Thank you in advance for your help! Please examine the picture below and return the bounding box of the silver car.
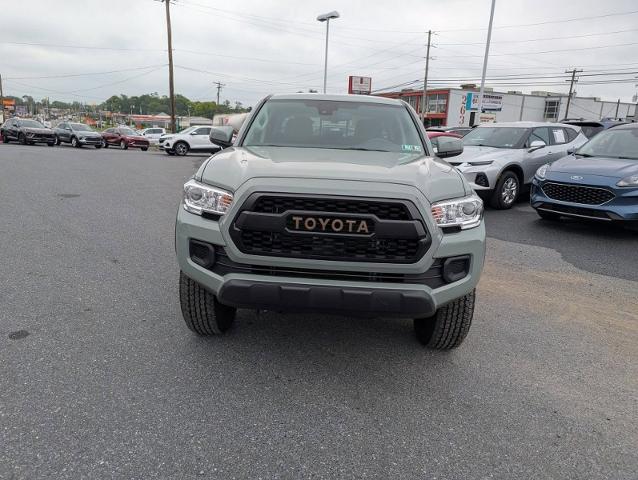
[449,122,588,209]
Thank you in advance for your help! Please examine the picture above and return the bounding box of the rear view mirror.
[435,137,464,159]
[209,126,234,149]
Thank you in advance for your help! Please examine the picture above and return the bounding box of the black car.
[562,118,628,139]
[1,118,56,146]
[54,122,103,148]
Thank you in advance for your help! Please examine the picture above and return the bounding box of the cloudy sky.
[2,0,638,107]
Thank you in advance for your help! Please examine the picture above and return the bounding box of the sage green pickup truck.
[175,94,485,349]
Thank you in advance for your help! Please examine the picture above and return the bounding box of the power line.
[4,64,168,80]
[437,28,638,46]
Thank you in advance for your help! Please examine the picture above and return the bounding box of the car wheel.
[47,141,55,147]
[414,290,475,350]
[55,136,61,145]
[166,150,176,156]
[18,133,27,145]
[120,140,128,150]
[490,171,519,210]
[141,147,148,151]
[71,136,80,148]
[536,209,560,221]
[1,132,9,143]
[102,139,108,148]
[174,141,189,156]
[179,272,236,335]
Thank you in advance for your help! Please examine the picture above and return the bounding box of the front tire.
[141,147,148,151]
[19,133,27,145]
[71,136,80,148]
[414,290,475,350]
[179,272,236,335]
[47,141,55,147]
[490,171,520,210]
[174,141,189,156]
[120,140,128,150]
[1,132,9,143]
[55,136,61,145]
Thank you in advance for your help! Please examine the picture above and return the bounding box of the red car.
[427,131,462,155]
[101,126,150,151]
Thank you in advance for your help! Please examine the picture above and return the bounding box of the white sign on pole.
[466,92,502,112]
[348,76,372,95]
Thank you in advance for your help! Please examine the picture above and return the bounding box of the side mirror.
[435,137,464,159]
[528,140,546,152]
[567,147,576,155]
[209,126,234,149]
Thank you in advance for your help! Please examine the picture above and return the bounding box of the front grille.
[541,182,614,205]
[231,194,429,263]
[252,196,411,220]
[212,247,445,287]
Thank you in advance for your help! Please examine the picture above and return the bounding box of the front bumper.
[531,177,638,221]
[26,133,55,143]
[175,179,486,317]
[453,162,500,191]
[79,136,102,145]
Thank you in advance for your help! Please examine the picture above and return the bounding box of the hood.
[199,146,467,203]
[549,155,638,179]
[447,145,519,165]
[24,127,53,134]
[77,131,101,137]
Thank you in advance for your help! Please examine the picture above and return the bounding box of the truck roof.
[269,93,402,106]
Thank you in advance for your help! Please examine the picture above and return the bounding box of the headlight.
[431,194,483,230]
[536,163,550,179]
[469,160,493,166]
[617,175,638,187]
[183,179,233,216]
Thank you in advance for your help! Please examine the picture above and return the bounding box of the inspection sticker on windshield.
[402,144,422,152]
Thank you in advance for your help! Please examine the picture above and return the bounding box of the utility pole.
[477,0,496,125]
[564,68,582,119]
[421,30,432,126]
[161,0,177,133]
[615,98,620,118]
[213,81,225,106]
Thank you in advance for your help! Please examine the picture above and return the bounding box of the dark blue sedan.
[530,123,638,229]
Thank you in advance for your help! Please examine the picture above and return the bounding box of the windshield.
[20,119,45,128]
[243,99,424,154]
[178,127,196,134]
[70,123,93,132]
[119,128,136,135]
[463,127,528,148]
[576,128,638,160]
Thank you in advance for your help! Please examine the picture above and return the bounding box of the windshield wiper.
[346,147,391,152]
[576,153,595,157]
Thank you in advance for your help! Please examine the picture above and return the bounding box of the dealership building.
[377,85,637,127]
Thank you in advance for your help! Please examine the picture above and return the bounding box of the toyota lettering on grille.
[289,215,371,234]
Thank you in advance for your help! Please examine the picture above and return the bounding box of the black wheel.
[47,141,55,147]
[179,272,236,335]
[414,290,475,350]
[55,136,61,145]
[141,147,148,151]
[489,171,520,210]
[71,136,81,148]
[2,132,10,143]
[120,140,128,150]
[174,141,189,156]
[102,139,108,148]
[95,144,102,149]
[536,209,560,221]
[166,150,176,156]
[19,133,27,145]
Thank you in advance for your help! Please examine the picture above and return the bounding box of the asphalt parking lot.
[1,144,637,479]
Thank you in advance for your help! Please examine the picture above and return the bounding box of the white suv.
[140,127,166,144]
[160,126,222,156]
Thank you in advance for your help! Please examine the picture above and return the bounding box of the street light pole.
[477,0,496,124]
[317,11,340,94]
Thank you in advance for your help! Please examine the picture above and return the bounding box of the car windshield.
[463,127,528,148]
[576,128,638,160]
[20,119,45,128]
[119,128,136,135]
[179,127,197,134]
[243,99,424,154]
[70,123,93,132]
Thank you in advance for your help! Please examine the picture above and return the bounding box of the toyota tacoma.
[175,94,485,349]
